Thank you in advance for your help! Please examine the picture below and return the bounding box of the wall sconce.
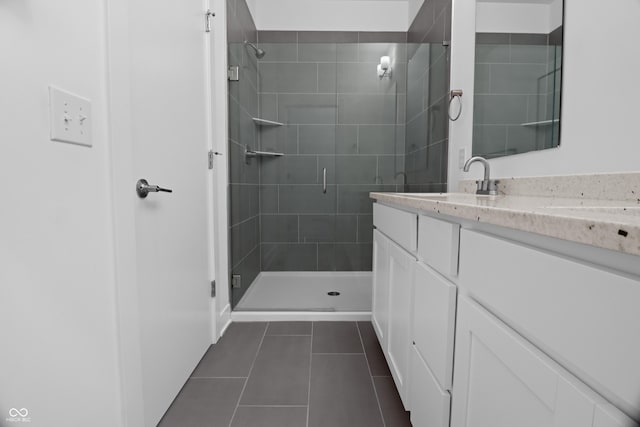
[377,56,392,79]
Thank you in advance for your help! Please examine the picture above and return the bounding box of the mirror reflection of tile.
[473,1,564,159]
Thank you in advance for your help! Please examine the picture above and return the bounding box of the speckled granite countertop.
[370,173,640,257]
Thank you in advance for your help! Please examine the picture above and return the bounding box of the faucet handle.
[475,179,500,195]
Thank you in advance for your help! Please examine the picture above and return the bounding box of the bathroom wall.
[247,0,409,32]
[450,0,640,185]
[0,0,123,424]
[227,0,261,306]
[404,0,452,192]
[255,31,407,273]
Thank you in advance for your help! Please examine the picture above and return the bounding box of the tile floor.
[158,321,411,427]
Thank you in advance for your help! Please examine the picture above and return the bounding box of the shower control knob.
[136,179,173,198]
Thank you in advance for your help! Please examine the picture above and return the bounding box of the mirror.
[472,0,563,159]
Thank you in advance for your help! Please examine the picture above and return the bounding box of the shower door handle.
[322,168,327,193]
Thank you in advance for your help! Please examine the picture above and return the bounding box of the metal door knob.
[136,179,173,198]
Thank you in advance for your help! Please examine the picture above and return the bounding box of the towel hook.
[448,89,463,121]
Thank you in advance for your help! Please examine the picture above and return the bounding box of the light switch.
[49,85,92,147]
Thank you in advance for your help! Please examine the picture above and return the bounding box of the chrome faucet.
[463,156,499,195]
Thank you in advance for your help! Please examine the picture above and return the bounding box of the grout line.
[356,322,387,427]
[306,322,314,427]
[228,323,269,427]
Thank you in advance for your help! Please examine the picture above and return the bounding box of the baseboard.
[230,311,372,322]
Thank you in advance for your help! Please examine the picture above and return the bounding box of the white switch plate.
[49,86,92,147]
[458,147,466,169]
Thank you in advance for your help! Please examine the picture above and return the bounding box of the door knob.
[136,179,173,198]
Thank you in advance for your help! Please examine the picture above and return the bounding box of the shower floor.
[234,272,372,312]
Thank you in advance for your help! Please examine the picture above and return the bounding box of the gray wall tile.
[298,43,338,62]
[337,185,396,214]
[260,155,318,184]
[359,125,398,154]
[279,185,336,214]
[261,243,318,271]
[338,94,397,124]
[298,31,358,43]
[299,125,336,154]
[299,215,357,243]
[256,43,298,62]
[259,62,318,93]
[261,214,299,243]
[336,155,377,184]
[278,94,337,124]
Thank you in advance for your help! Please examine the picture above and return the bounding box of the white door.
[387,239,415,408]
[451,296,638,427]
[372,230,390,350]
[127,1,212,425]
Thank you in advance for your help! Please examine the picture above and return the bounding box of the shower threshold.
[232,272,372,321]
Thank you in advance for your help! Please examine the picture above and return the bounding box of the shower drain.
[327,291,341,296]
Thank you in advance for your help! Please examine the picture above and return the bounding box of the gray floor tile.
[158,378,244,427]
[373,376,411,427]
[266,321,313,335]
[240,335,312,405]
[309,354,384,427]
[357,322,392,376]
[191,322,267,378]
[312,321,363,353]
[231,406,308,427]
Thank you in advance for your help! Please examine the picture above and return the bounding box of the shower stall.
[226,0,450,313]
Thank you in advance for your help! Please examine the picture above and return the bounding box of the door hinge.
[231,274,242,289]
[227,66,240,81]
[208,150,222,169]
[211,280,216,297]
[205,10,215,33]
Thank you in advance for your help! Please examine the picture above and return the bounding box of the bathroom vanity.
[370,175,640,427]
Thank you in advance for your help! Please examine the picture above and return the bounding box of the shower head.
[244,40,266,59]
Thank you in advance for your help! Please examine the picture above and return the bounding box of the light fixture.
[377,55,392,79]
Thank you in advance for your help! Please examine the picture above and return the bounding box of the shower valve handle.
[136,179,173,198]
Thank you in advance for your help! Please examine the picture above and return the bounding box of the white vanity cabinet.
[451,296,637,427]
[372,204,418,407]
[371,202,639,427]
[372,230,390,352]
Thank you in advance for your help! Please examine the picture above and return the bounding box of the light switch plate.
[49,86,92,147]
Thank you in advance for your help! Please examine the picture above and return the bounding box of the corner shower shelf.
[520,119,560,127]
[252,117,284,126]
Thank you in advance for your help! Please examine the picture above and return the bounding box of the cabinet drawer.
[413,261,457,390]
[373,203,417,252]
[459,229,640,421]
[418,215,460,279]
[410,345,451,427]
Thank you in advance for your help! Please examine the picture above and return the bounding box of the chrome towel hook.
[448,89,463,121]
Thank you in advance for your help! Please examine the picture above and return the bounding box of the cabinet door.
[372,230,390,351]
[413,261,457,391]
[451,296,638,427]
[387,239,415,408]
[410,346,451,427]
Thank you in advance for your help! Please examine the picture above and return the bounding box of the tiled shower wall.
[405,0,452,192]
[256,31,407,273]
[227,0,452,306]
[227,0,260,307]
[473,29,563,158]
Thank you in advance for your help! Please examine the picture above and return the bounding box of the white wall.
[248,0,409,31]
[0,1,124,426]
[476,2,554,34]
[408,0,425,26]
[449,0,640,187]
